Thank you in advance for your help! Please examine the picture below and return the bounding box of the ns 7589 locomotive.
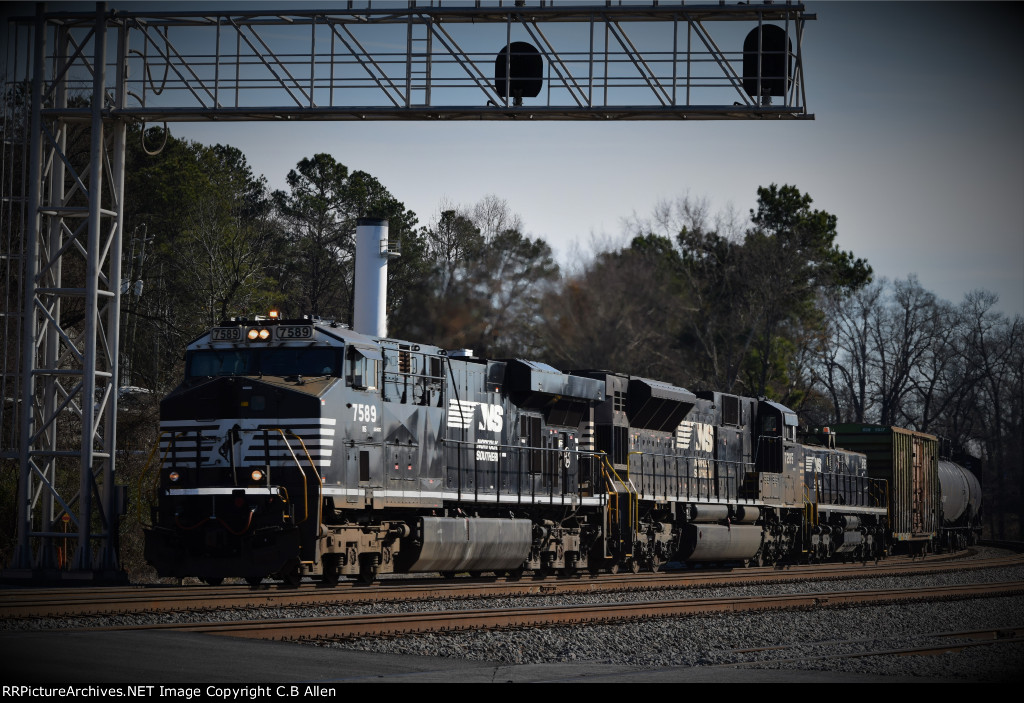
[143,318,891,585]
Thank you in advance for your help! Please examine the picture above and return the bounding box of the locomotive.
[142,220,975,585]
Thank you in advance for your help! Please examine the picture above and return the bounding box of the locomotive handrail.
[602,451,639,544]
[139,430,181,524]
[802,484,817,559]
[441,437,591,507]
[803,484,818,522]
[269,427,323,526]
[624,449,755,503]
[222,426,321,526]
[814,455,820,507]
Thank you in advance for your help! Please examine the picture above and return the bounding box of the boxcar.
[828,424,941,553]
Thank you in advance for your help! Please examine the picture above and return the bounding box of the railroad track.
[32,581,1024,641]
[3,549,1021,619]
[719,626,1024,667]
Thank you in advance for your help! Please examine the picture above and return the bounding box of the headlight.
[168,471,180,482]
[251,469,264,482]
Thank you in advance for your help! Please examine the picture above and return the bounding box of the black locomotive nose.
[162,376,322,423]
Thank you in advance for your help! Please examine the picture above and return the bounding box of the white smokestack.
[353,218,398,338]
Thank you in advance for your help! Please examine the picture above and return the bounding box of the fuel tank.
[677,523,762,561]
[400,516,533,572]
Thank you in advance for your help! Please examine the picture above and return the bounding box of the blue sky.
[9,1,1022,314]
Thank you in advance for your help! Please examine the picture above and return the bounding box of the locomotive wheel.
[203,577,224,586]
[281,566,302,587]
[321,557,340,585]
[359,555,379,584]
[607,563,620,575]
[629,559,640,574]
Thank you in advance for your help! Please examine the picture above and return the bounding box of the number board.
[211,327,241,342]
[275,325,313,340]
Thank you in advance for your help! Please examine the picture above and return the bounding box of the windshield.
[188,348,340,378]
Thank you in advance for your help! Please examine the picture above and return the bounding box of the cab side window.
[348,348,380,390]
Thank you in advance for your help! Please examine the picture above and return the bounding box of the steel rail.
[54,581,1024,640]
[718,626,1024,667]
[3,550,1020,619]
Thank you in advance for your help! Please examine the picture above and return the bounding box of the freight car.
[141,219,898,585]
[937,457,983,549]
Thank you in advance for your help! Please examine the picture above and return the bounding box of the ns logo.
[447,400,503,433]
[478,404,504,433]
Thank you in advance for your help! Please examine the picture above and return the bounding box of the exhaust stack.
[353,218,399,338]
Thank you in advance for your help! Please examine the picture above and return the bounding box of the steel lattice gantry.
[0,1,813,580]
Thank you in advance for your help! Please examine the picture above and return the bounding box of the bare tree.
[868,276,943,426]
[956,291,1022,539]
[813,281,884,422]
[470,194,523,242]
[400,196,558,358]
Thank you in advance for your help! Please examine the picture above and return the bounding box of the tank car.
[937,458,982,549]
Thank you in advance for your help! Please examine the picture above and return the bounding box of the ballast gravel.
[5,548,1023,682]
[316,594,1023,681]
[316,550,1024,682]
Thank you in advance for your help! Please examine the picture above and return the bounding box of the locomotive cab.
[754,399,799,474]
[145,316,349,584]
